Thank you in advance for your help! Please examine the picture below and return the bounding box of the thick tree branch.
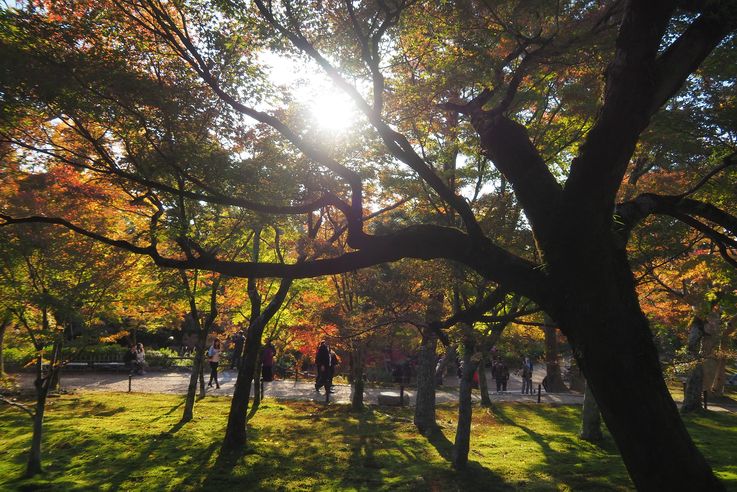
[0,214,548,303]
[469,111,562,244]
[565,1,736,218]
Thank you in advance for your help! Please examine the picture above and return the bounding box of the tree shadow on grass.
[4,398,222,492]
[492,404,630,490]
[327,406,514,491]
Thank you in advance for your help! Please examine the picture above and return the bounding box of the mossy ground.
[0,392,735,491]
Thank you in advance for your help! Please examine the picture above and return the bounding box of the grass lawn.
[0,393,735,491]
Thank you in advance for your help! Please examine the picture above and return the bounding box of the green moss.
[0,394,735,491]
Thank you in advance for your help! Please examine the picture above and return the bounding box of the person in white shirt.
[207,338,222,389]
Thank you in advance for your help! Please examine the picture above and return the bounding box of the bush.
[2,346,37,369]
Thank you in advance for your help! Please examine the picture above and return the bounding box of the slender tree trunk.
[198,360,206,399]
[26,335,59,477]
[222,324,262,450]
[543,322,567,392]
[478,350,492,407]
[682,317,704,414]
[350,344,364,412]
[0,317,8,376]
[552,249,722,490]
[26,386,47,477]
[253,360,262,406]
[580,381,603,442]
[25,354,46,477]
[709,316,736,397]
[182,346,205,422]
[701,310,721,398]
[414,294,441,434]
[222,277,294,451]
[452,340,477,470]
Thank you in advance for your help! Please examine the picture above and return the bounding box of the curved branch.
[0,213,548,304]
[0,396,35,418]
[676,152,737,199]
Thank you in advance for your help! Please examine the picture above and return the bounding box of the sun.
[308,91,357,133]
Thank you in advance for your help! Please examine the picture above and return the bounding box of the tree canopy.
[2,0,737,489]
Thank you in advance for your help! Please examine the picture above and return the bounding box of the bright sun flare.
[309,91,357,133]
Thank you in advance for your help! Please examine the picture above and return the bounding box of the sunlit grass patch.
[1,393,735,490]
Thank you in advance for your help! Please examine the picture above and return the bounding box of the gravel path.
[13,367,584,406]
[12,368,735,412]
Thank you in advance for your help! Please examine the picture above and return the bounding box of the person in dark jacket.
[495,359,509,393]
[230,331,245,369]
[262,340,276,382]
[315,340,331,392]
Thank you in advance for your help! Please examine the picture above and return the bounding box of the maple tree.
[1,1,737,488]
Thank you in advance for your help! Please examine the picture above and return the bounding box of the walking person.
[314,340,330,393]
[134,343,146,375]
[522,357,533,394]
[207,338,222,389]
[327,348,340,393]
[262,340,276,382]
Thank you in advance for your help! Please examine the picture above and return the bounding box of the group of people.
[206,336,277,390]
[314,339,340,394]
[123,343,146,375]
[490,356,534,394]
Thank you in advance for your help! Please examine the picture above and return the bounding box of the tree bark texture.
[350,345,364,412]
[452,342,477,470]
[25,355,47,477]
[549,247,722,490]
[580,381,603,442]
[708,315,736,397]
[222,276,293,450]
[682,317,704,414]
[701,310,722,398]
[198,360,206,399]
[182,345,205,422]
[414,294,442,433]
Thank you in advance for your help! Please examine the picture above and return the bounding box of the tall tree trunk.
[709,315,736,397]
[701,309,722,398]
[452,339,477,470]
[543,322,567,392]
[350,344,364,412]
[222,276,293,451]
[579,381,603,442]
[26,335,59,477]
[552,249,722,490]
[25,353,46,477]
[682,316,704,414]
[478,350,491,406]
[222,323,262,450]
[414,294,442,434]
